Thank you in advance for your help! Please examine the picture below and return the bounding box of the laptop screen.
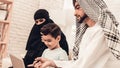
[10,54,25,68]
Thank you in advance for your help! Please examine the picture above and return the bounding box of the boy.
[40,23,68,61]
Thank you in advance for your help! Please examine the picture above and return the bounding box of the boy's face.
[41,34,60,50]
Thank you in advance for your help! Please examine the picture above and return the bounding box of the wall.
[8,0,40,56]
[39,0,65,28]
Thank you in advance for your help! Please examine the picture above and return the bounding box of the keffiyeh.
[75,0,120,60]
[73,22,88,60]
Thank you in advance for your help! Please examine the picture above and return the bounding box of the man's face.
[74,1,86,23]
[41,34,60,50]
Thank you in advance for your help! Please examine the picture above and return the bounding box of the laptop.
[9,54,25,68]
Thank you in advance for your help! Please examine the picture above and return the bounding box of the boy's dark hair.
[73,0,77,6]
[40,23,61,39]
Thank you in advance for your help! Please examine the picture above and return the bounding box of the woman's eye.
[39,19,43,22]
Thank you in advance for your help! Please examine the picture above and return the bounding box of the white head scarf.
[74,0,120,60]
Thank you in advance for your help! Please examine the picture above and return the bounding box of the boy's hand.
[27,59,41,68]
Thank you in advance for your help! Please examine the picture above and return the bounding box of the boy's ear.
[57,35,61,41]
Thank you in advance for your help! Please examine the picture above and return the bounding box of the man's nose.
[74,10,77,17]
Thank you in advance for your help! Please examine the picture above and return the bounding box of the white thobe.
[54,23,120,68]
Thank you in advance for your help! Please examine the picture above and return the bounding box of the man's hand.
[28,57,57,68]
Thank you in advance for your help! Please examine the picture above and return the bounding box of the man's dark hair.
[34,9,50,20]
[73,0,77,6]
[40,23,61,39]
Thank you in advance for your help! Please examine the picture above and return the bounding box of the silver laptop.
[10,54,25,68]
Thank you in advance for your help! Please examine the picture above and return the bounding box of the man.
[30,0,120,68]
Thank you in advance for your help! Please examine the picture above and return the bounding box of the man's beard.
[77,14,88,23]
